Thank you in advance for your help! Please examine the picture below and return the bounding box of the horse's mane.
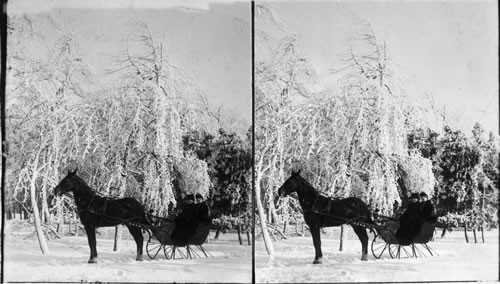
[72,174,96,195]
[72,174,123,199]
[296,175,345,200]
[296,175,320,197]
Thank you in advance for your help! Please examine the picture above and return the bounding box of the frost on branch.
[174,155,211,198]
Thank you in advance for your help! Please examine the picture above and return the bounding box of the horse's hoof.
[88,259,97,264]
[136,257,143,261]
[313,259,322,264]
[361,256,368,261]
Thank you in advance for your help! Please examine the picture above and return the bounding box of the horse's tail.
[359,198,383,236]
[352,198,379,235]
[130,198,153,228]
[363,206,378,235]
[357,211,376,235]
[143,211,153,226]
[366,217,377,235]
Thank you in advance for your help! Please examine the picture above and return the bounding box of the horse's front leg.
[126,225,144,261]
[84,225,98,263]
[310,225,323,264]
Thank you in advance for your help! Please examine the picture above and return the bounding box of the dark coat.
[396,202,424,245]
[178,203,198,221]
[196,202,211,223]
[420,200,437,222]
[171,203,200,246]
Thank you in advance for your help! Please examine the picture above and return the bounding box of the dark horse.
[54,169,150,263]
[278,170,375,264]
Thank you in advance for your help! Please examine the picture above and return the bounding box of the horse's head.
[278,169,303,197]
[54,169,79,196]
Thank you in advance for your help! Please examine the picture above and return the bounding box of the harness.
[305,193,377,230]
[75,194,143,227]
[309,192,337,215]
[62,176,149,230]
[78,194,106,215]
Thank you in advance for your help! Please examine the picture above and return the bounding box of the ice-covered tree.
[5,19,214,253]
[105,22,211,216]
[5,14,101,253]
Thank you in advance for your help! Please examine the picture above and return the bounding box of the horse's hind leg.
[309,225,323,264]
[352,225,369,261]
[84,225,98,263]
[127,225,144,261]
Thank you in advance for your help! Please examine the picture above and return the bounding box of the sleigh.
[145,216,212,260]
[370,216,438,259]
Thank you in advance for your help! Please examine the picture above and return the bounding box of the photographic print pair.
[3,1,498,283]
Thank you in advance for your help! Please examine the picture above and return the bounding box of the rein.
[79,208,140,223]
[299,185,383,231]
[309,193,334,214]
[76,209,174,237]
[301,186,339,221]
[75,190,108,216]
[70,180,134,225]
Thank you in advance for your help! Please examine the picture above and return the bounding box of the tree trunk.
[237,226,243,245]
[65,219,70,235]
[268,194,279,225]
[255,167,274,255]
[246,231,251,246]
[113,225,123,251]
[339,225,345,251]
[58,211,64,234]
[41,184,50,224]
[267,199,272,224]
[55,198,62,230]
[464,224,469,243]
[480,226,485,243]
[472,229,477,243]
[30,170,49,254]
[41,202,46,224]
[214,227,221,240]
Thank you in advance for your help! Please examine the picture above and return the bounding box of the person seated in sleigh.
[395,193,424,245]
[195,193,212,224]
[419,192,437,223]
[171,194,200,246]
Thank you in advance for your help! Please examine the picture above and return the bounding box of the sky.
[8,0,252,123]
[8,1,499,134]
[268,1,498,134]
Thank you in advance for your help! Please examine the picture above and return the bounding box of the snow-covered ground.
[256,226,499,283]
[3,221,252,283]
[4,221,499,283]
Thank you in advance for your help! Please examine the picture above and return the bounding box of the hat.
[409,193,420,200]
[195,193,203,199]
[419,192,428,198]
